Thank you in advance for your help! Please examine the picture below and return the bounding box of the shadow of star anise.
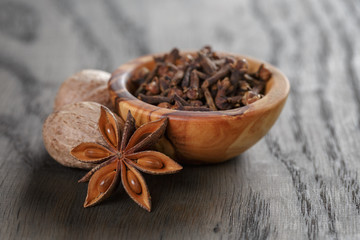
[70,106,182,211]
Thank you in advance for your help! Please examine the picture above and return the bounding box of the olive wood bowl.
[108,52,290,164]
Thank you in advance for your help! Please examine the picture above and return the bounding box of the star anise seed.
[70,106,182,211]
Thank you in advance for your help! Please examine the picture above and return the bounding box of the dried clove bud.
[173,93,189,106]
[164,48,181,64]
[168,87,184,98]
[145,63,161,83]
[170,70,184,86]
[215,78,232,110]
[145,76,160,95]
[187,70,200,100]
[157,102,172,108]
[131,46,271,111]
[188,100,203,107]
[257,64,272,81]
[194,69,207,80]
[242,91,261,105]
[181,65,194,91]
[202,64,231,89]
[138,94,172,105]
[234,59,249,73]
[159,76,170,92]
[198,52,217,75]
[202,86,217,111]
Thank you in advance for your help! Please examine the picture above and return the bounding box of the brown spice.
[70,106,182,211]
[131,46,272,111]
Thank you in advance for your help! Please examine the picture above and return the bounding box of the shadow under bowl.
[108,52,290,164]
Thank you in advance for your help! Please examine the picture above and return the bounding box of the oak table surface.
[1,0,359,239]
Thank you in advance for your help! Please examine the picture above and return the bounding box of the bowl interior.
[110,51,289,120]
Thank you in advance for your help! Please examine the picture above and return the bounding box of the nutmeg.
[54,69,113,111]
[42,101,124,169]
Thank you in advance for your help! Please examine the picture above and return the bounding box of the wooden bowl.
[108,52,290,164]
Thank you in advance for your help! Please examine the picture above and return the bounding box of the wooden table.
[1,0,360,239]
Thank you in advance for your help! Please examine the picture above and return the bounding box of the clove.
[186,70,200,100]
[131,46,272,111]
[138,94,172,105]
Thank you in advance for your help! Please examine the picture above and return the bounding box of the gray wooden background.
[1,0,360,239]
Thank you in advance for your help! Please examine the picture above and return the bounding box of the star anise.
[70,106,182,211]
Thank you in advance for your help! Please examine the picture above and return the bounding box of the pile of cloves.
[131,46,272,111]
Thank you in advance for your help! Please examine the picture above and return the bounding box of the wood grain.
[1,0,360,239]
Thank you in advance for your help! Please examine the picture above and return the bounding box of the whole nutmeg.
[43,101,124,169]
[54,69,113,111]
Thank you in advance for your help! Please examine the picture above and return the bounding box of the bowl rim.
[109,51,290,119]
